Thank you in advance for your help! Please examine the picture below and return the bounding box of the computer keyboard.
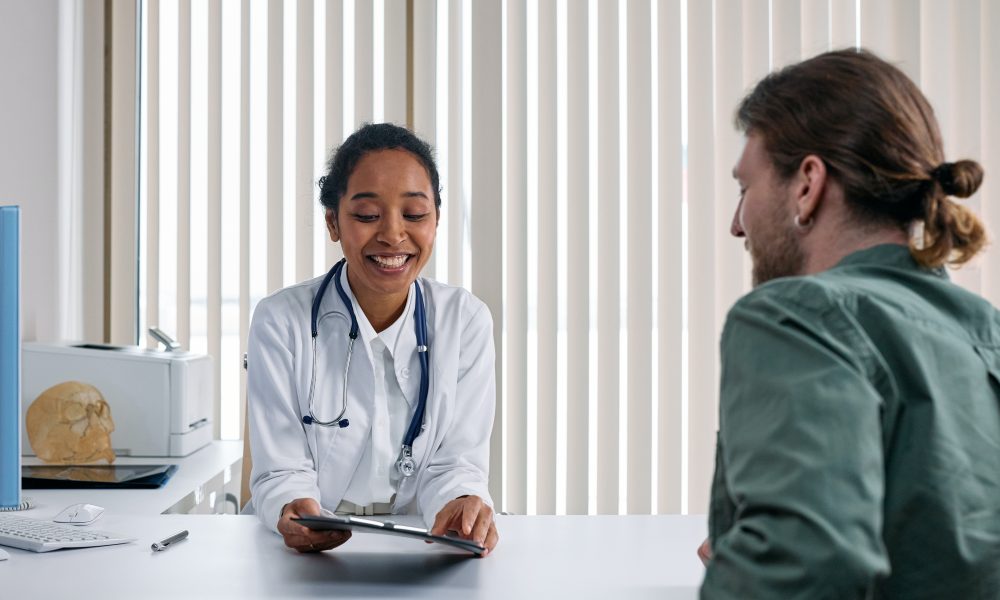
[0,513,135,553]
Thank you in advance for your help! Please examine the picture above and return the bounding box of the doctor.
[246,123,498,556]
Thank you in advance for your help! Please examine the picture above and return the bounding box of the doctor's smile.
[367,254,414,270]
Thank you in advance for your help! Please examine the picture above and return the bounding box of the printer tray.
[22,464,178,489]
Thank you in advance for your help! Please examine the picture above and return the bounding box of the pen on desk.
[151,530,189,552]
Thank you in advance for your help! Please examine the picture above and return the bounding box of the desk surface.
[1,513,707,599]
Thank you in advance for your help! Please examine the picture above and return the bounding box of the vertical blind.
[133,0,1000,516]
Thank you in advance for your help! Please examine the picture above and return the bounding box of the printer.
[20,342,213,457]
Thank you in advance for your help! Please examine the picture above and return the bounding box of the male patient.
[700,49,1000,599]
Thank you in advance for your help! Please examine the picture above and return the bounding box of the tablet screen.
[293,515,485,556]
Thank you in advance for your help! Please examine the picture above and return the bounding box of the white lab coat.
[246,271,496,533]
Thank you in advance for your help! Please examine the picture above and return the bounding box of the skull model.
[26,381,116,464]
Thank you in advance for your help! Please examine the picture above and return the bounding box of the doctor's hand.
[278,498,351,553]
[430,495,499,557]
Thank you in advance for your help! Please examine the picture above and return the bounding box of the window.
[132,0,1000,515]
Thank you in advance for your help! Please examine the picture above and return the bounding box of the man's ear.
[794,154,827,224]
[325,208,340,242]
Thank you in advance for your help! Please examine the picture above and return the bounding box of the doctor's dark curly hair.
[318,122,442,215]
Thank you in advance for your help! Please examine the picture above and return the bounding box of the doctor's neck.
[345,269,409,333]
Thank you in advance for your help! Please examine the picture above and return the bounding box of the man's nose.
[730,199,746,238]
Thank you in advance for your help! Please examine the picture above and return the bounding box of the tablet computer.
[292,515,485,556]
[22,464,178,489]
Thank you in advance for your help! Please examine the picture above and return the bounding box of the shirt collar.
[339,262,414,358]
[832,243,948,279]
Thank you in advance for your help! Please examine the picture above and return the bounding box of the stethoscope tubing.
[303,258,429,476]
[305,332,355,428]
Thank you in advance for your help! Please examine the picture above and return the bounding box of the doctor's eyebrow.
[350,192,379,201]
[349,191,430,201]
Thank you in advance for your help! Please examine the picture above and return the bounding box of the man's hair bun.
[932,160,983,199]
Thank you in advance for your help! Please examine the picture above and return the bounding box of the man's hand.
[697,537,713,566]
[430,495,499,557]
[277,498,351,553]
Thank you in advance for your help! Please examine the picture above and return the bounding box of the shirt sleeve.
[417,300,496,528]
[246,295,321,534]
[702,288,891,599]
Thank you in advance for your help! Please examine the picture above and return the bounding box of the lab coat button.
[399,367,410,379]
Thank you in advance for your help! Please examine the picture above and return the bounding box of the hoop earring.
[794,214,813,229]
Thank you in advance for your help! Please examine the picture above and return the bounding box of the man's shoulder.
[730,264,1000,347]
[730,274,849,319]
[723,270,897,350]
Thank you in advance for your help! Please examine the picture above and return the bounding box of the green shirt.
[703,244,1000,599]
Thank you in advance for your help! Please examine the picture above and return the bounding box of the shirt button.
[399,367,410,379]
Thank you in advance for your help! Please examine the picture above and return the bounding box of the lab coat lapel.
[393,300,422,410]
[312,268,376,500]
[394,313,438,511]
[406,279,437,471]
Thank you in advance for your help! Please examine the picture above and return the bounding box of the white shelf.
[21,441,243,517]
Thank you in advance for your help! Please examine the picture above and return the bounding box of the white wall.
[0,0,104,344]
[0,0,60,343]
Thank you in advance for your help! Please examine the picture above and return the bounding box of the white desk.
[1,513,707,599]
[9,444,707,597]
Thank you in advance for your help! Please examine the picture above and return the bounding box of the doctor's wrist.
[280,497,320,520]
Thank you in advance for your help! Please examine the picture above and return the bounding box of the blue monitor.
[0,206,20,509]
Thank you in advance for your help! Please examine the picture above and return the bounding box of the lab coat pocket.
[312,424,343,471]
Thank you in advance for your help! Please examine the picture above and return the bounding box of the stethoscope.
[303,258,430,478]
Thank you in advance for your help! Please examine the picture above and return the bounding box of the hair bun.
[933,160,983,198]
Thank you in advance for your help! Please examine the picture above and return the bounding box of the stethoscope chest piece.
[396,446,417,478]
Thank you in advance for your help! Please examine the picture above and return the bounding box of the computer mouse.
[0,547,9,561]
[53,503,105,525]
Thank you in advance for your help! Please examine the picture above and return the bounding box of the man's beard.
[748,212,806,287]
